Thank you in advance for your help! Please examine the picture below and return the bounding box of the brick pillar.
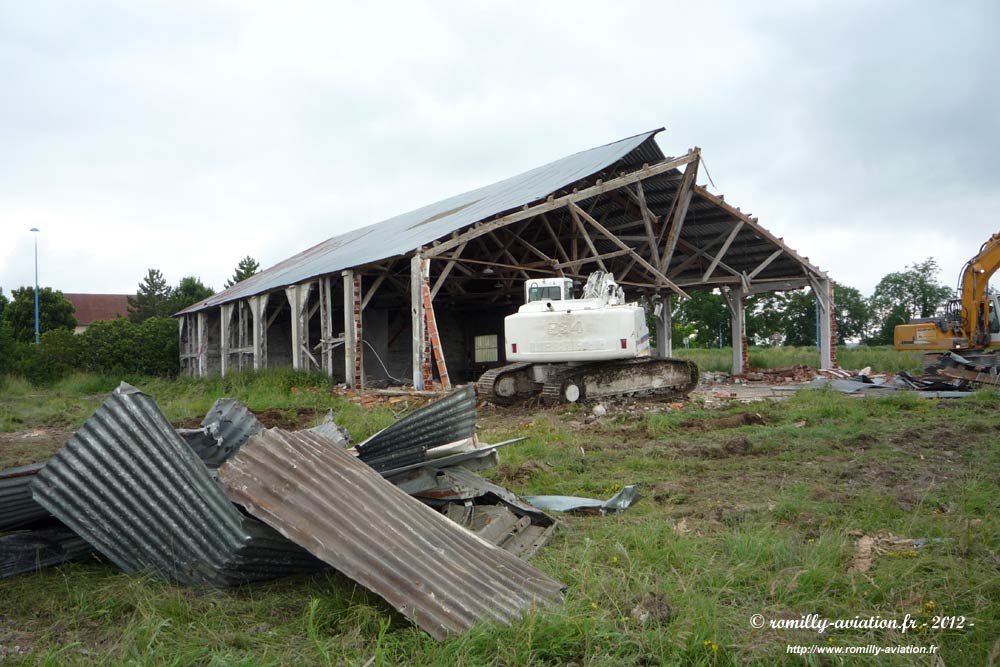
[352,273,364,388]
[829,281,838,369]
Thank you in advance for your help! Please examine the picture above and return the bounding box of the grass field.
[1,357,997,665]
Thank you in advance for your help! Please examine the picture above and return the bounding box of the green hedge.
[1,317,179,385]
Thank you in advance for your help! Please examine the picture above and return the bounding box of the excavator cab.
[525,278,574,304]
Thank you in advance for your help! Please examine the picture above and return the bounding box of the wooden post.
[411,254,427,390]
[422,277,451,390]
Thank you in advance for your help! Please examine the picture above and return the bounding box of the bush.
[79,317,178,377]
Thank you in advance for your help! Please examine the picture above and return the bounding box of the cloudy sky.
[2,1,998,300]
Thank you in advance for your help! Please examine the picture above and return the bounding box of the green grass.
[673,345,925,374]
[1,376,998,665]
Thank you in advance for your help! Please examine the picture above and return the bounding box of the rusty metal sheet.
[0,462,50,530]
[30,383,322,586]
[218,428,565,640]
[357,386,476,472]
[0,526,93,579]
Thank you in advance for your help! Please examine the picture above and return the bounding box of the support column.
[285,285,306,370]
[811,277,836,369]
[342,270,364,389]
[319,277,334,378]
[410,254,431,390]
[655,294,673,358]
[250,294,268,371]
[196,311,208,377]
[220,303,232,377]
[722,287,748,375]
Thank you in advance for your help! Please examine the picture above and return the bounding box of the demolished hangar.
[177,129,836,387]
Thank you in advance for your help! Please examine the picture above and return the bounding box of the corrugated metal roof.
[30,383,322,586]
[0,526,93,579]
[218,428,565,640]
[357,386,476,472]
[177,398,265,467]
[61,294,130,326]
[0,462,50,530]
[179,130,663,313]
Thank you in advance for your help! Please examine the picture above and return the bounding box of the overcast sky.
[2,1,998,301]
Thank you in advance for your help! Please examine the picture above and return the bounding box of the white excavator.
[476,272,699,404]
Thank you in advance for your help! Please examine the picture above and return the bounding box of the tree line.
[0,256,259,383]
[665,258,955,348]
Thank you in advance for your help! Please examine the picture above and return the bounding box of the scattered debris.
[849,531,951,573]
[357,386,476,472]
[30,383,323,586]
[524,485,640,515]
[217,428,564,640]
[176,398,265,467]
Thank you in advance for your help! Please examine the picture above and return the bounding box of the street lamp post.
[30,227,40,345]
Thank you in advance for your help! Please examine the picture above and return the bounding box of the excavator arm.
[958,232,1000,347]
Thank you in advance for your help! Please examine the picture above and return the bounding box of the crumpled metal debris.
[524,485,641,515]
[218,427,565,640]
[357,386,476,471]
[176,398,265,466]
[31,383,322,586]
[304,410,351,446]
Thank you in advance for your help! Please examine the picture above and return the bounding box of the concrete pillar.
[196,311,208,377]
[411,255,430,390]
[722,287,748,375]
[342,270,364,389]
[250,294,266,371]
[220,303,232,377]
[319,277,334,378]
[655,294,673,358]
[815,278,836,369]
[286,285,301,370]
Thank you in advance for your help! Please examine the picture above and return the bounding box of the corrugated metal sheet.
[218,428,565,640]
[177,398,265,466]
[179,131,662,313]
[0,462,50,530]
[303,410,351,447]
[0,526,93,579]
[30,383,322,586]
[357,386,476,472]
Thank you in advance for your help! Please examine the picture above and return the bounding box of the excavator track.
[476,362,537,405]
[541,358,699,404]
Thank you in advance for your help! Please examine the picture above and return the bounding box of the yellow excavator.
[894,232,1000,378]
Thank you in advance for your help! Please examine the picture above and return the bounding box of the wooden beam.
[552,247,632,269]
[747,248,785,280]
[659,156,699,273]
[569,202,688,298]
[568,204,607,271]
[539,213,571,264]
[702,221,745,282]
[360,272,388,311]
[635,181,661,268]
[430,241,467,300]
[424,151,700,258]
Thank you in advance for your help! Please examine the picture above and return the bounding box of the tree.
[166,276,214,315]
[225,256,261,288]
[0,288,8,321]
[673,290,729,347]
[868,258,953,344]
[128,268,172,323]
[833,284,870,344]
[1,286,77,343]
